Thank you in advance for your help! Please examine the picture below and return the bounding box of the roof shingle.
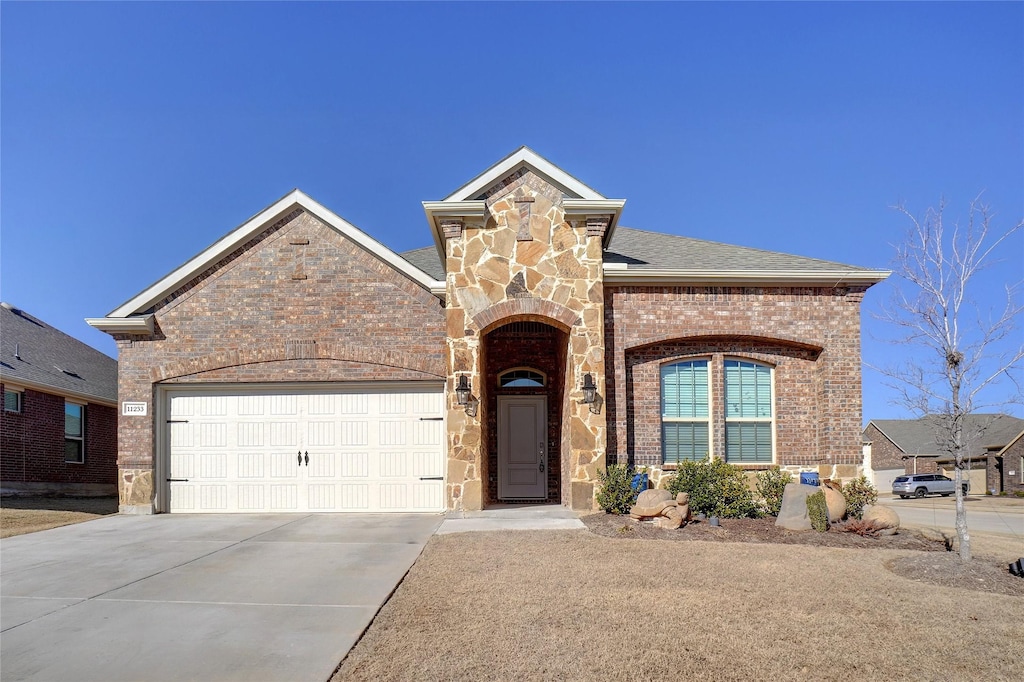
[0,303,117,404]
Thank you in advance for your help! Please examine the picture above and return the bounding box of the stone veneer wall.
[113,209,446,513]
[443,171,606,511]
[605,285,869,473]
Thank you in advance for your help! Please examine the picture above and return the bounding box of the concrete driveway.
[1,513,442,682]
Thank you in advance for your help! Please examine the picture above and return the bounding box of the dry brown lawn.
[334,530,1024,682]
[0,496,118,538]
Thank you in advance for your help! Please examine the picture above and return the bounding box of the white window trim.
[660,358,713,464]
[722,358,776,465]
[497,367,547,388]
[64,401,86,464]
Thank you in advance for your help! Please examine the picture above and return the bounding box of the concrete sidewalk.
[1,513,441,682]
[437,504,585,534]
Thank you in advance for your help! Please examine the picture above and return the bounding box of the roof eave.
[563,199,626,248]
[0,376,117,408]
[85,315,155,335]
[443,147,606,202]
[603,266,892,286]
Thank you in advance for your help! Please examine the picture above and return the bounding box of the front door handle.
[539,442,545,472]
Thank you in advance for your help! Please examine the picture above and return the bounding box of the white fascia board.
[422,200,488,272]
[85,315,155,334]
[562,199,627,214]
[603,267,892,286]
[563,199,627,247]
[108,190,442,317]
[443,148,606,201]
[0,376,117,408]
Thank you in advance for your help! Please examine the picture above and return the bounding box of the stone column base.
[119,503,155,515]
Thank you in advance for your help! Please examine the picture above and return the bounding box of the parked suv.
[892,474,969,499]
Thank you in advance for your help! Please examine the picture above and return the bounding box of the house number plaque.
[122,402,148,416]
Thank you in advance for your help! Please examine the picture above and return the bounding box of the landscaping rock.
[822,485,847,522]
[629,489,674,518]
[630,490,691,529]
[863,505,900,535]
[775,483,820,531]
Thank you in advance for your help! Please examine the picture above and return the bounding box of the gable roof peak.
[442,147,608,202]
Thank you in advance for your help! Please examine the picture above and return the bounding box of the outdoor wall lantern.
[455,374,478,417]
[455,374,471,406]
[582,373,598,412]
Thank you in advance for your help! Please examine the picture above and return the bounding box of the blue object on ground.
[800,472,820,487]
[630,472,649,492]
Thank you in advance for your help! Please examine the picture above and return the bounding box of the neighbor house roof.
[400,226,890,285]
[0,303,118,406]
[866,414,1024,458]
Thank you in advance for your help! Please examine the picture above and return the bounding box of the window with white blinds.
[660,360,710,464]
[724,360,773,463]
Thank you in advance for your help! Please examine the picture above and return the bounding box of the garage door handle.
[420,476,443,480]
[298,451,303,466]
[167,478,189,482]
[419,417,443,421]
[304,451,309,466]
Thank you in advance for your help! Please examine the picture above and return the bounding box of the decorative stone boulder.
[775,483,820,531]
[862,505,900,536]
[630,490,691,528]
[821,482,847,523]
[630,489,674,518]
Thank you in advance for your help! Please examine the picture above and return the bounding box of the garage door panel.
[307,451,336,478]
[168,390,443,513]
[340,422,368,446]
[379,421,407,446]
[339,452,369,477]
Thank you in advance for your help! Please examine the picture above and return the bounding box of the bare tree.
[878,196,1023,561]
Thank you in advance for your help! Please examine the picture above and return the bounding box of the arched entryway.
[482,320,568,504]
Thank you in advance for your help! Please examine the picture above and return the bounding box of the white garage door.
[167,388,445,513]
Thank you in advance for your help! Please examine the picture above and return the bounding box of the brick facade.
[98,157,882,513]
[863,423,907,472]
[1,384,117,493]
[113,209,446,511]
[605,286,868,472]
[988,434,1024,495]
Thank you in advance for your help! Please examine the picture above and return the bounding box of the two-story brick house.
[87,148,888,514]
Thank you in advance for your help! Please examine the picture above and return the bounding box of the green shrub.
[841,476,878,520]
[666,458,762,519]
[756,466,793,516]
[596,464,639,515]
[1014,491,1024,499]
[807,491,829,532]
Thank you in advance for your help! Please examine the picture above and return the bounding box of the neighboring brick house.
[863,414,1024,495]
[1,303,118,495]
[87,148,888,514]
[987,429,1024,496]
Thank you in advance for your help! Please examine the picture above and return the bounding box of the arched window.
[498,368,546,388]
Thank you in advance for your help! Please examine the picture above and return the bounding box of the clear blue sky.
[2,2,1021,423]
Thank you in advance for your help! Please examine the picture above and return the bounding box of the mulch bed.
[582,512,945,551]
[582,512,1024,596]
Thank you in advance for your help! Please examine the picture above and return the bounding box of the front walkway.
[438,504,585,533]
